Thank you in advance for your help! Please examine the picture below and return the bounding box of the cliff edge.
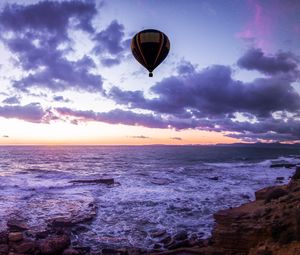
[157,166,300,255]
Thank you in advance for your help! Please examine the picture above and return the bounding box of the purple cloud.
[2,96,20,105]
[237,48,299,75]
[0,1,103,93]
[170,137,182,141]
[93,20,130,67]
[130,135,150,139]
[0,103,46,123]
[107,55,300,142]
[110,64,300,118]
[53,96,71,103]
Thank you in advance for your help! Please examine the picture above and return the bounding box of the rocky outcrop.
[70,178,116,185]
[156,166,300,255]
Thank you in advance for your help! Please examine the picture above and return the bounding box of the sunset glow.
[0,0,299,145]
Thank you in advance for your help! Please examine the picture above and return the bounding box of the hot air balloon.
[131,29,170,77]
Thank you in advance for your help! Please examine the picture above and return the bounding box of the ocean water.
[0,145,299,250]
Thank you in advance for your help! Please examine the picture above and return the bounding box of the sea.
[0,145,299,250]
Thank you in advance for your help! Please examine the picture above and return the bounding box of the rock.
[14,240,35,253]
[150,178,173,185]
[72,246,90,254]
[292,166,300,180]
[0,231,8,244]
[276,177,285,181]
[241,194,250,199]
[8,232,23,242]
[39,234,70,254]
[265,188,288,203]
[150,229,166,238]
[36,230,51,239]
[7,220,28,232]
[0,244,9,254]
[270,163,296,168]
[174,230,188,241]
[62,248,80,255]
[70,178,115,185]
[208,176,219,181]
[49,217,73,228]
[167,239,191,250]
[255,186,286,200]
[160,235,172,246]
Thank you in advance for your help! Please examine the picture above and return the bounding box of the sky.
[0,0,300,145]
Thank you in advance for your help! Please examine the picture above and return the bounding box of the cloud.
[2,96,20,104]
[0,1,103,93]
[237,48,300,75]
[108,52,300,142]
[53,95,71,103]
[130,135,150,139]
[0,103,47,123]
[93,20,130,67]
[2,135,9,138]
[54,107,169,129]
[170,137,182,140]
[110,63,300,118]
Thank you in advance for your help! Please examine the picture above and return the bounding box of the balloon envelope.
[131,29,170,77]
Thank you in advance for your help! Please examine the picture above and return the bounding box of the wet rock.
[160,235,172,246]
[101,248,127,255]
[14,240,35,253]
[0,244,9,254]
[255,186,286,200]
[150,178,173,185]
[62,248,80,255]
[8,232,23,242]
[167,239,191,250]
[70,178,115,185]
[241,194,250,199]
[72,246,90,254]
[49,217,73,228]
[292,166,300,180]
[7,220,28,232]
[150,229,166,238]
[36,230,51,239]
[270,163,296,168]
[265,188,288,203]
[39,234,70,254]
[0,231,8,244]
[174,230,188,241]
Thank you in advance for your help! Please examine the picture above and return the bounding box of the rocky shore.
[1,167,300,255]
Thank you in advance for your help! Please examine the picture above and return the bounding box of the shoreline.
[0,166,299,254]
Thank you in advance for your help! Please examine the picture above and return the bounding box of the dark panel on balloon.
[131,29,170,76]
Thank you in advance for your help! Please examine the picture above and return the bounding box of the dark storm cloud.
[2,96,20,104]
[0,103,46,123]
[93,20,130,67]
[237,48,300,75]
[110,64,300,118]
[0,1,104,93]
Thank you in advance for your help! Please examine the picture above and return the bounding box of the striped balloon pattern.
[131,29,170,77]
